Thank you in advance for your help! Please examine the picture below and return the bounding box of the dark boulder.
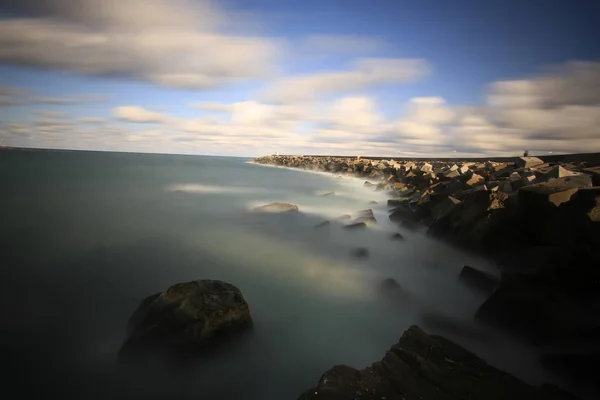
[540,353,600,382]
[120,280,252,359]
[458,266,499,295]
[378,278,409,304]
[391,232,405,240]
[298,325,576,400]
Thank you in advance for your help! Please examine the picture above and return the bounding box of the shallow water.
[0,149,586,399]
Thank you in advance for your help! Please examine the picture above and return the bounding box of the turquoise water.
[0,149,568,399]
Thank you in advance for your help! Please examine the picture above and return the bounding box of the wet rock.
[335,214,352,222]
[363,181,376,189]
[344,222,367,230]
[368,200,378,205]
[458,266,499,295]
[356,209,374,217]
[391,232,405,240]
[350,247,369,258]
[120,280,252,359]
[314,221,330,229]
[319,191,335,197]
[378,278,409,304]
[352,215,377,225]
[253,202,299,213]
[389,204,419,224]
[298,325,576,400]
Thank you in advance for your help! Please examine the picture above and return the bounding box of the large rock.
[253,202,299,213]
[517,156,544,168]
[519,182,579,208]
[298,326,576,400]
[120,280,252,358]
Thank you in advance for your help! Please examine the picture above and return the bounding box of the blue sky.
[1,0,599,156]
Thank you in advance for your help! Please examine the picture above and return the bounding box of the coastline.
[252,154,599,399]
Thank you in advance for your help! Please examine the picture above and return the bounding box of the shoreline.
[253,154,599,399]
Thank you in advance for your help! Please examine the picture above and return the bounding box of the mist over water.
[0,150,579,399]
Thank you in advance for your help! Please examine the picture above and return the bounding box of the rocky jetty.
[119,280,252,359]
[298,325,578,400]
[253,154,600,381]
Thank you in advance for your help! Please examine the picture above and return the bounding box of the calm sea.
[0,149,575,399]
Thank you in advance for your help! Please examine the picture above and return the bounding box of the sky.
[0,0,599,157]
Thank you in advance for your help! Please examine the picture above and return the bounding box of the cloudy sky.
[0,0,599,157]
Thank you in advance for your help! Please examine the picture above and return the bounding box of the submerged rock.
[391,232,405,240]
[120,280,252,359]
[344,222,367,230]
[253,202,299,213]
[298,325,576,399]
[350,247,369,258]
[335,214,352,222]
[378,278,409,304]
[459,265,499,295]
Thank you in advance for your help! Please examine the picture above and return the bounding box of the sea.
[0,148,582,399]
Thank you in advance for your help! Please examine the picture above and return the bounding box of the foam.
[165,183,253,194]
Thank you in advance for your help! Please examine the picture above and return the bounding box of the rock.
[420,162,433,173]
[430,195,461,222]
[356,209,374,217]
[519,182,580,208]
[363,181,376,189]
[445,169,461,179]
[120,280,252,359]
[368,200,378,205]
[466,173,485,187]
[517,156,544,168]
[336,214,352,222]
[320,191,335,197]
[253,202,299,213]
[389,204,420,224]
[344,222,367,230]
[350,247,369,258]
[427,191,510,253]
[540,353,600,382]
[298,325,576,400]
[314,221,330,229]
[458,266,499,295]
[388,199,406,207]
[391,233,405,240]
[583,167,600,186]
[378,278,409,304]
[352,216,377,225]
[475,271,600,345]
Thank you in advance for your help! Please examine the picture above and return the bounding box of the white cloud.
[488,61,600,109]
[295,35,386,55]
[29,94,107,104]
[78,117,106,124]
[0,0,280,90]
[263,58,430,102]
[112,106,168,123]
